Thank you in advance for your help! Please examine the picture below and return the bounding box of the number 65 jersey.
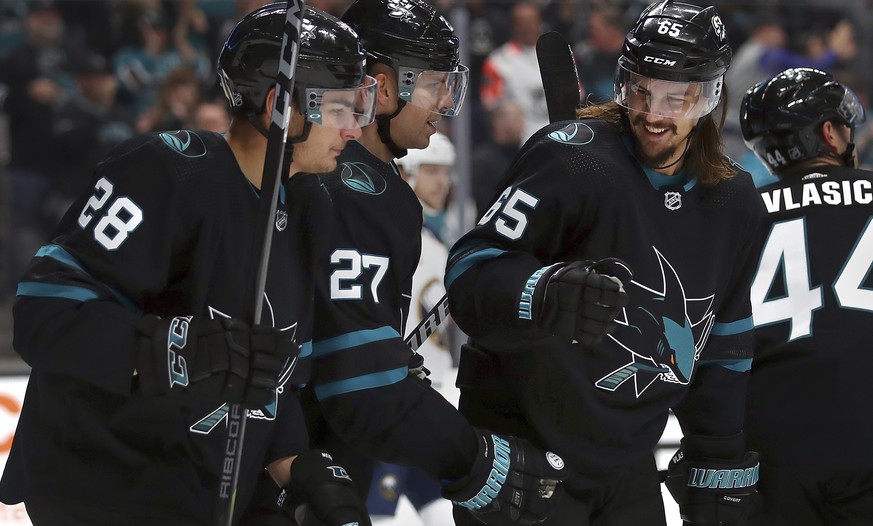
[748,165,873,469]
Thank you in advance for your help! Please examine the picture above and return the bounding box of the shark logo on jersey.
[340,162,387,195]
[595,247,715,397]
[547,122,594,145]
[189,297,300,434]
[159,130,207,158]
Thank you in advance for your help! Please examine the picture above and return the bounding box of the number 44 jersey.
[748,165,873,469]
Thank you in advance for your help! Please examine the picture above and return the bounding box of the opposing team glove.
[442,430,567,525]
[527,257,632,346]
[135,315,295,407]
[665,434,759,525]
[285,449,372,526]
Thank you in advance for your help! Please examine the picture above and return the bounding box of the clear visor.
[614,65,723,119]
[306,75,378,129]
[836,85,866,126]
[398,65,469,117]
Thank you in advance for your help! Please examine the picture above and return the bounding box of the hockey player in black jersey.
[446,1,766,525]
[740,68,873,526]
[246,0,568,525]
[0,5,377,525]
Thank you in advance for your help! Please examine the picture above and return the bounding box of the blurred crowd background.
[1,0,872,366]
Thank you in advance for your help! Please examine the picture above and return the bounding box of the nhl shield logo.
[275,209,288,231]
[664,191,682,210]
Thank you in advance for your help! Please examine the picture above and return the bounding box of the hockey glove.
[442,431,567,526]
[529,257,632,346]
[286,449,372,526]
[408,352,432,384]
[665,434,760,525]
[135,315,295,407]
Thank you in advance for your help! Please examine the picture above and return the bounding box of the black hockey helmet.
[614,0,730,119]
[218,3,374,126]
[341,0,468,117]
[740,67,865,174]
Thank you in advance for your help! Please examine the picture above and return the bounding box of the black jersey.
[0,130,320,524]
[446,120,765,492]
[301,140,477,485]
[747,165,873,469]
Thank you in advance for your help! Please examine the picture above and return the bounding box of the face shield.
[614,65,723,120]
[397,64,469,116]
[305,75,378,129]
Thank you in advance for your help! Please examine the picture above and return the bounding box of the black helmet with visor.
[740,67,865,174]
[341,0,468,118]
[614,0,731,120]
[218,3,377,130]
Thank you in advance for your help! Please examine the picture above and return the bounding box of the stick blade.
[536,31,582,123]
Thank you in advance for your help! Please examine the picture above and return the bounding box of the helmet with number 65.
[614,0,731,120]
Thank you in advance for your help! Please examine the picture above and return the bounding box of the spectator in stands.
[0,0,81,297]
[188,98,230,133]
[53,51,135,207]
[479,1,547,142]
[112,3,211,118]
[573,5,626,105]
[136,66,203,132]
[471,99,525,217]
[724,11,857,160]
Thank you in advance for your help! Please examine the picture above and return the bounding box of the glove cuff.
[681,432,745,462]
[518,262,568,325]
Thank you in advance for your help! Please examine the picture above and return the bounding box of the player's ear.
[820,120,844,151]
[370,64,397,111]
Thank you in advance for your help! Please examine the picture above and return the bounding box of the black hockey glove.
[286,449,371,526]
[408,352,432,384]
[442,431,567,526]
[135,315,295,407]
[529,257,632,346]
[665,434,759,525]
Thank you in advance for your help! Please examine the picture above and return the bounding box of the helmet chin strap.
[377,99,408,159]
[839,127,858,167]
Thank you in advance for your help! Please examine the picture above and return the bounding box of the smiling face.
[625,77,703,173]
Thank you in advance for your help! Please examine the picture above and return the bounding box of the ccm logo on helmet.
[643,56,677,67]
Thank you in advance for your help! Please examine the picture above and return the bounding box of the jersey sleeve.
[13,135,196,394]
[445,138,592,342]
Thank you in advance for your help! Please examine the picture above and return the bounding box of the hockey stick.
[536,31,582,122]
[405,294,450,352]
[403,34,581,352]
[215,1,305,524]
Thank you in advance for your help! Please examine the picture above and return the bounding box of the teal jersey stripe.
[698,358,752,373]
[299,340,313,359]
[36,245,87,272]
[312,326,400,357]
[26,244,140,313]
[17,282,100,302]
[712,316,754,336]
[445,248,505,289]
[314,366,408,399]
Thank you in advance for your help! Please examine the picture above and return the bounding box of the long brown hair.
[576,89,735,186]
